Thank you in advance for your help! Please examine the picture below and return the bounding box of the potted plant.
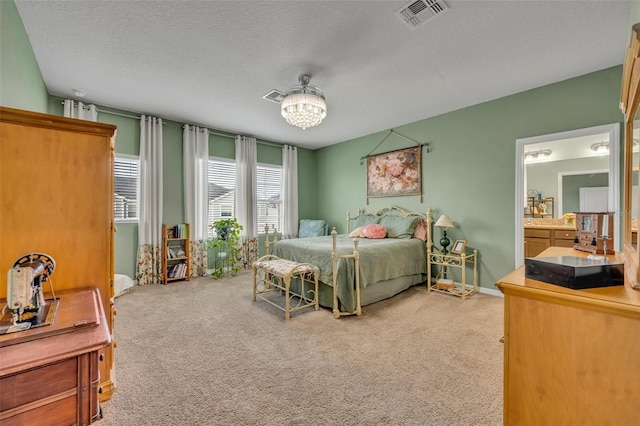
[207,218,243,277]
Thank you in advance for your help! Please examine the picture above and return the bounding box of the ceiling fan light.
[280,75,327,130]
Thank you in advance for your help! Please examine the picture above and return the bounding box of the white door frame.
[515,123,620,268]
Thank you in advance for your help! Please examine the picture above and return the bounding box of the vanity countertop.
[524,217,574,230]
[524,224,575,230]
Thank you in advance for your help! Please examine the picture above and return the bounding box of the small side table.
[427,248,478,299]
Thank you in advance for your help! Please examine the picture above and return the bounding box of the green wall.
[562,173,609,214]
[0,0,48,112]
[316,66,624,290]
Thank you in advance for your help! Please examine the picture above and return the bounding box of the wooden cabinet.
[0,288,110,425]
[524,226,576,257]
[496,247,640,425]
[162,223,191,283]
[552,229,575,247]
[0,107,117,400]
[524,228,551,257]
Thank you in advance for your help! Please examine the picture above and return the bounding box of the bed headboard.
[346,205,433,248]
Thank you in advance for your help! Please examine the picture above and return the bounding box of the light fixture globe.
[591,141,609,154]
[281,74,327,130]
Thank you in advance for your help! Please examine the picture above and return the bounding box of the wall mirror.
[621,23,640,289]
[514,124,620,267]
[631,124,639,251]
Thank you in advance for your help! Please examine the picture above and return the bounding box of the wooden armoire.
[0,107,117,400]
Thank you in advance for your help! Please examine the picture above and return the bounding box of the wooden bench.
[252,255,319,319]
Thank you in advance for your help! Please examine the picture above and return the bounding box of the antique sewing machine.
[1,253,58,334]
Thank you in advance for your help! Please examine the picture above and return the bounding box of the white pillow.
[348,226,365,237]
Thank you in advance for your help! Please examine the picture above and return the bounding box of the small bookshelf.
[162,223,191,284]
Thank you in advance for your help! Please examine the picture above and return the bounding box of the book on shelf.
[167,262,187,279]
[171,223,188,239]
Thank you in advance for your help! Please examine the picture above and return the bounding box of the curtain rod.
[62,101,286,148]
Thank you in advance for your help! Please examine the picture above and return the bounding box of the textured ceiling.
[15,0,632,149]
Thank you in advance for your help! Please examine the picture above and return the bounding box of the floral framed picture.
[366,146,422,199]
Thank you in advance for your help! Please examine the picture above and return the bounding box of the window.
[208,158,235,238]
[207,157,282,237]
[257,164,282,233]
[114,154,139,222]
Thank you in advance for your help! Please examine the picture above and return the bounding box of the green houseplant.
[207,218,243,278]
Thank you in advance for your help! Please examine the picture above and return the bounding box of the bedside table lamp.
[435,214,454,254]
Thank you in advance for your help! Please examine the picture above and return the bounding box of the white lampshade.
[435,214,453,228]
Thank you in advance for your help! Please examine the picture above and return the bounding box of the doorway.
[514,123,620,268]
[580,186,609,211]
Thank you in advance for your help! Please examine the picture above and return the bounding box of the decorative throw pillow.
[412,218,429,241]
[380,215,420,239]
[348,226,365,238]
[299,219,328,238]
[352,214,380,229]
[362,223,387,239]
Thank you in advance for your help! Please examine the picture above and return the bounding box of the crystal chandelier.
[281,74,327,130]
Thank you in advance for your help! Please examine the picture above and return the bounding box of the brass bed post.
[353,237,361,315]
[264,224,278,255]
[426,207,433,288]
[331,227,362,318]
[332,228,340,318]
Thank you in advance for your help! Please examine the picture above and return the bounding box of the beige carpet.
[98,271,503,426]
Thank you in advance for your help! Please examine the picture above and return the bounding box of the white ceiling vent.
[262,89,285,103]
[395,0,448,29]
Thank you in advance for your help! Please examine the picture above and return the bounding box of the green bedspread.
[271,235,426,312]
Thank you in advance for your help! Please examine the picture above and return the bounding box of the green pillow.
[352,214,380,229]
[380,215,420,239]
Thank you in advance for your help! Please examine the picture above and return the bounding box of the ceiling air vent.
[395,0,449,29]
[262,89,285,103]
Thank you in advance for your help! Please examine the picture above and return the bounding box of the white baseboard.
[478,286,503,298]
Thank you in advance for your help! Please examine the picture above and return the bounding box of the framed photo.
[451,239,467,255]
[366,146,421,198]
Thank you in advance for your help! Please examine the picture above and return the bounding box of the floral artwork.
[367,146,422,198]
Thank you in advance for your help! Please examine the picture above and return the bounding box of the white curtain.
[183,125,209,277]
[63,99,98,121]
[136,116,164,285]
[234,135,257,238]
[282,145,299,237]
[183,125,209,239]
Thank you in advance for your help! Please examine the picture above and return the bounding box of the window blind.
[257,164,282,232]
[114,155,139,221]
[208,158,236,238]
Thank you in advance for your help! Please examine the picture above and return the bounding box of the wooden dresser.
[496,247,640,425]
[0,107,117,399]
[0,288,110,425]
[524,225,575,257]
